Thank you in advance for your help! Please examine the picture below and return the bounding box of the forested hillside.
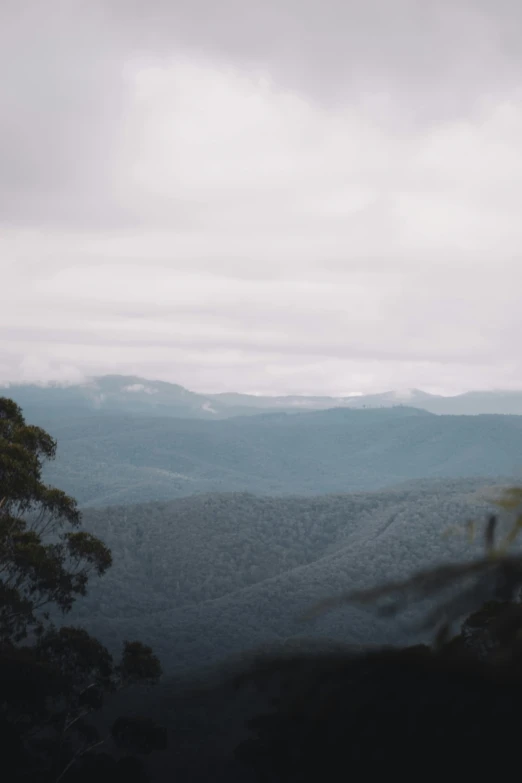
[67,478,506,675]
[4,392,522,783]
[35,407,522,507]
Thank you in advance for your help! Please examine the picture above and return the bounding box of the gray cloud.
[2,1,522,394]
[112,1,522,110]
[3,0,521,228]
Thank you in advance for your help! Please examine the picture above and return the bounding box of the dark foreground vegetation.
[233,614,522,781]
[3,395,522,781]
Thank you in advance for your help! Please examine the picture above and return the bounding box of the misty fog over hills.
[4,375,521,675]
[7,374,522,420]
[3,373,522,783]
[3,379,522,780]
[5,376,518,675]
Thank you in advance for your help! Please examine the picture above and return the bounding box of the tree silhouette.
[0,398,164,781]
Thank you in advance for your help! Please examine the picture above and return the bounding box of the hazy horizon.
[4,371,522,400]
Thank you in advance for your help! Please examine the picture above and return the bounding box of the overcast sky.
[2,1,522,395]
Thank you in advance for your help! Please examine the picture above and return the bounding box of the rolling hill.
[69,478,507,676]
[34,406,522,507]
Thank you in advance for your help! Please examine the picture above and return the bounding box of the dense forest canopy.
[60,478,515,675]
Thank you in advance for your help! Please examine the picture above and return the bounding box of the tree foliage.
[0,397,112,642]
[0,398,164,781]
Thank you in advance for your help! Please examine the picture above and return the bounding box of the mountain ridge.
[5,374,522,419]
